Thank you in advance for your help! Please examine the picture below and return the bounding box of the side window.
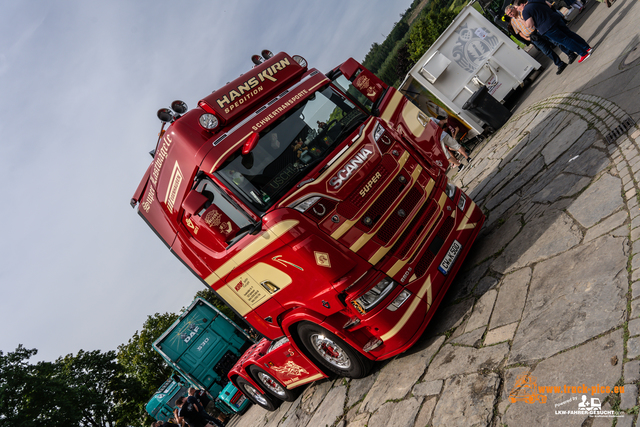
[181,179,251,251]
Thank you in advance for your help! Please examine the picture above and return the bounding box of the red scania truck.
[131,51,484,411]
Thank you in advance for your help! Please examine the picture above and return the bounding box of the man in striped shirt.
[506,5,577,74]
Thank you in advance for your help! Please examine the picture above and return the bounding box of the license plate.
[236,395,246,408]
[438,240,462,275]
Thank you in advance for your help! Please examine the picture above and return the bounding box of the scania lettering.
[132,51,485,411]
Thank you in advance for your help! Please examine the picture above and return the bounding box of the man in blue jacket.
[515,0,592,63]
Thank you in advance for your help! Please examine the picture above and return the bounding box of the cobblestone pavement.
[227,1,640,426]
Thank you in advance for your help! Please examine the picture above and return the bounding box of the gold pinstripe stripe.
[350,164,422,253]
[365,165,423,264]
[380,90,404,124]
[204,220,299,284]
[380,275,432,342]
[331,151,410,240]
[210,132,252,173]
[286,373,324,389]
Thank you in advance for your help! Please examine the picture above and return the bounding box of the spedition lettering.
[216,58,291,112]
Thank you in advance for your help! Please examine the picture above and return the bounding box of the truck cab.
[132,51,485,410]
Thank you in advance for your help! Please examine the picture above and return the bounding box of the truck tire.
[234,377,281,411]
[297,322,373,379]
[249,365,298,402]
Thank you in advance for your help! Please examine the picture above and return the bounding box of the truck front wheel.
[297,322,373,379]
[234,377,280,411]
[249,366,298,402]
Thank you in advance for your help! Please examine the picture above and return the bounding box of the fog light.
[343,317,361,330]
[363,338,383,352]
[458,193,467,211]
[387,290,411,312]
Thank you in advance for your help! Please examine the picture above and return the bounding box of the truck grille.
[391,200,438,259]
[214,350,240,387]
[375,187,421,244]
[337,155,396,219]
[413,216,454,278]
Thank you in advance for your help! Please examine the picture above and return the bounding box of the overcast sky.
[0,0,412,363]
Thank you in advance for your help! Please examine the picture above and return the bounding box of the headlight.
[292,55,307,68]
[199,113,219,130]
[445,180,456,199]
[351,277,396,314]
[458,192,466,211]
[373,123,385,141]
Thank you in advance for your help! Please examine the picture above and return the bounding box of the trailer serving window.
[216,86,367,212]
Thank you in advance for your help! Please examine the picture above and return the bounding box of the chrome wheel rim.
[244,383,268,406]
[258,372,286,397]
[310,333,351,369]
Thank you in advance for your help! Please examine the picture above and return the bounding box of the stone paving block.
[625,360,640,383]
[426,299,474,336]
[531,173,590,204]
[625,179,636,192]
[450,326,485,347]
[484,322,518,345]
[632,228,640,242]
[465,289,497,332]
[345,412,370,427]
[486,156,546,211]
[541,118,588,165]
[616,415,634,427]
[492,212,582,274]
[490,267,531,329]
[412,380,443,397]
[628,337,640,359]
[621,384,638,410]
[366,397,423,427]
[347,372,378,407]
[584,211,628,242]
[304,385,347,427]
[627,188,637,200]
[630,318,640,337]
[568,174,624,228]
[412,397,436,427]
[484,194,519,228]
[424,343,509,381]
[509,235,627,364]
[360,336,444,413]
[431,373,500,427]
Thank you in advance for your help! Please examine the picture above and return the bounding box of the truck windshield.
[216,85,368,212]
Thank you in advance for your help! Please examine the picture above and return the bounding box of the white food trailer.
[399,5,540,137]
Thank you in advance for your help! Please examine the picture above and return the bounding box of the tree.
[0,346,141,427]
[0,345,78,426]
[116,311,178,423]
[56,349,142,427]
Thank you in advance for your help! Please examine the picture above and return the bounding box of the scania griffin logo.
[329,148,374,190]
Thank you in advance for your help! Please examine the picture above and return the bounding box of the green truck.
[146,298,254,421]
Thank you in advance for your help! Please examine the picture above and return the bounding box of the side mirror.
[182,191,208,217]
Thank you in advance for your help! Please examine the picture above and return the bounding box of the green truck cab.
[146,298,254,421]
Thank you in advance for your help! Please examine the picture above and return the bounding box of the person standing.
[506,5,577,74]
[516,0,593,63]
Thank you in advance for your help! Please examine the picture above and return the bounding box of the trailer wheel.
[249,366,298,402]
[234,377,280,411]
[297,322,373,379]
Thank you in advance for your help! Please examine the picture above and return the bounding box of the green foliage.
[116,311,178,424]
[0,345,141,427]
[407,5,459,63]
